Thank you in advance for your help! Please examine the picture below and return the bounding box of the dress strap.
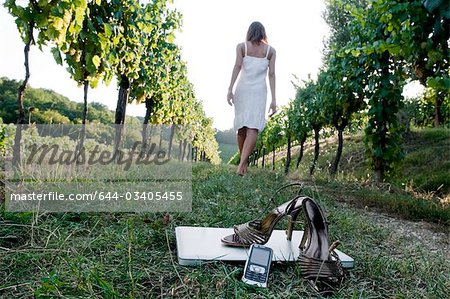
[265,45,271,59]
[244,41,247,56]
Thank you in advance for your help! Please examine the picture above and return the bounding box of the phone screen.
[250,248,271,266]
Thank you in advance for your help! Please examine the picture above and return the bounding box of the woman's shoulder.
[236,42,246,49]
[236,42,246,56]
[267,45,276,59]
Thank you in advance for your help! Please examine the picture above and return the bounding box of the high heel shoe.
[297,197,344,293]
[221,183,304,247]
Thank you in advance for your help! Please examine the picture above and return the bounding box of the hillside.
[283,128,448,196]
[0,77,143,125]
[215,128,237,163]
[229,127,449,224]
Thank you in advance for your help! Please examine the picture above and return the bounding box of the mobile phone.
[242,244,273,288]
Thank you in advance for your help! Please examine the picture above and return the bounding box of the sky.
[0,0,423,130]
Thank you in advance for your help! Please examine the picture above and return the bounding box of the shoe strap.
[233,221,267,245]
[329,240,340,253]
[268,182,304,212]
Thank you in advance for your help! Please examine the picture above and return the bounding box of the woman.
[227,21,277,176]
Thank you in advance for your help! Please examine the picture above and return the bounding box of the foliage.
[0,77,116,124]
[189,102,221,164]
[0,124,6,156]
[0,164,449,297]
[129,1,181,108]
[260,111,285,152]
[4,0,56,48]
[237,0,449,181]
[337,0,417,179]
[4,0,221,165]
[404,88,450,128]
[423,0,450,36]
[50,0,111,88]
[288,93,309,147]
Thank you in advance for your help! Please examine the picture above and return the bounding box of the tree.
[319,56,366,176]
[189,101,221,164]
[110,0,142,126]
[5,0,56,166]
[322,0,367,176]
[112,0,182,159]
[51,0,112,124]
[283,105,296,174]
[261,113,284,171]
[127,1,181,154]
[339,0,419,181]
[288,83,310,170]
[294,79,325,176]
[416,0,450,126]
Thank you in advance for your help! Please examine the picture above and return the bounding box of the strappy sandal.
[297,197,344,294]
[221,183,304,247]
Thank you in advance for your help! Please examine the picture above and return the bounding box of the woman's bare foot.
[237,163,247,176]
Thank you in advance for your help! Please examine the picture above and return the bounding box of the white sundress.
[233,42,270,132]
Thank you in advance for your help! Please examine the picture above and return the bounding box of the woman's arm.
[268,47,277,116]
[227,43,244,106]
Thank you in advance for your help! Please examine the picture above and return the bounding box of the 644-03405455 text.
[9,191,185,201]
[100,191,184,201]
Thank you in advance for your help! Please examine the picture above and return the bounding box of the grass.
[313,179,450,225]
[274,128,449,193]
[394,128,450,195]
[1,163,449,298]
[259,127,450,224]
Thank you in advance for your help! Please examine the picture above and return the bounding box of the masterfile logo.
[3,124,192,212]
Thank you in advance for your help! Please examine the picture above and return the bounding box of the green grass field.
[1,160,449,298]
[0,127,450,299]
[259,128,450,224]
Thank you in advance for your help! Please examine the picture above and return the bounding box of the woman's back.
[245,41,270,58]
[238,42,271,88]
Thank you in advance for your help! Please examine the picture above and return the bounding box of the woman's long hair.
[246,21,267,45]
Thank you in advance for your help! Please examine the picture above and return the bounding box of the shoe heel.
[286,216,294,241]
[286,207,302,241]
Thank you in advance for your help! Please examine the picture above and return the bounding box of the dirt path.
[296,180,449,259]
[352,208,449,258]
